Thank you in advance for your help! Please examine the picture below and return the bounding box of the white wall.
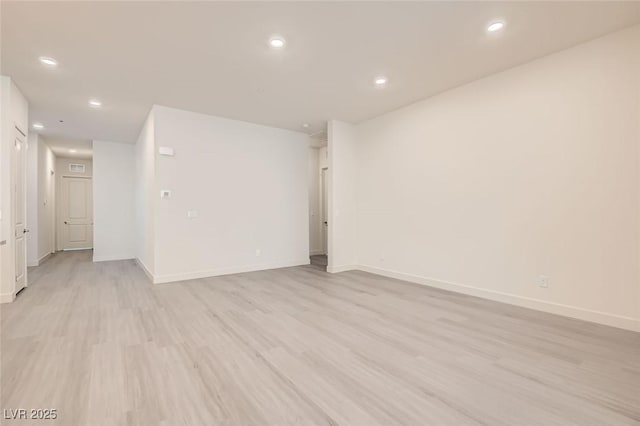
[328,120,358,272]
[148,105,309,283]
[0,76,28,303]
[351,26,640,331]
[26,134,39,265]
[134,111,155,278]
[26,134,55,266]
[93,140,136,262]
[39,140,56,260]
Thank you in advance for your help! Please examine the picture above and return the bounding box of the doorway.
[310,165,329,270]
[59,175,93,250]
[321,167,328,255]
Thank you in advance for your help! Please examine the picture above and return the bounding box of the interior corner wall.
[0,76,28,303]
[327,120,358,272]
[39,140,55,260]
[26,133,55,267]
[26,134,39,266]
[134,110,155,278]
[352,25,640,331]
[93,140,136,262]
[150,105,309,283]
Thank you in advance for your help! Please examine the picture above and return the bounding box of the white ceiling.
[2,2,639,146]
[45,137,93,160]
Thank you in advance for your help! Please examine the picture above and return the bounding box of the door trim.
[13,131,27,294]
[58,175,93,251]
[320,166,328,256]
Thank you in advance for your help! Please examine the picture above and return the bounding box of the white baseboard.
[93,254,135,263]
[0,292,15,304]
[357,265,640,333]
[153,259,311,284]
[27,252,52,267]
[135,258,155,283]
[327,264,357,273]
[39,252,52,265]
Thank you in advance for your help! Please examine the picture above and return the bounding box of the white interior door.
[61,176,93,250]
[13,133,27,293]
[321,167,328,255]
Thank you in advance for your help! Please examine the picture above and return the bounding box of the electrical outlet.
[538,275,549,288]
[255,249,261,256]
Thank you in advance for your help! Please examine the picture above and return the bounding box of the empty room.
[1,1,639,425]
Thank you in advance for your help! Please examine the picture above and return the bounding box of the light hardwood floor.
[1,250,639,425]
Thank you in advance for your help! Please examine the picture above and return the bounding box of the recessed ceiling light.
[69,149,77,153]
[33,123,44,130]
[269,38,285,48]
[89,99,102,107]
[487,21,505,33]
[302,123,310,129]
[38,56,58,67]
[374,77,388,87]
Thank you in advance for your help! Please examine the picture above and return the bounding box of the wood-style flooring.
[1,250,639,425]
[309,255,328,271]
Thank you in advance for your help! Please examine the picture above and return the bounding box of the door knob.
[64,221,68,224]
[23,229,29,233]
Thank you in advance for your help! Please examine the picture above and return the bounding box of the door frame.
[13,126,27,294]
[321,166,328,255]
[57,175,93,251]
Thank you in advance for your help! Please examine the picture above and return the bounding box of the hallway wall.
[0,76,28,303]
[93,140,136,262]
[26,134,56,266]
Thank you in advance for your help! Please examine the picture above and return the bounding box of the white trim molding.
[135,258,155,283]
[153,259,311,284]
[93,254,136,263]
[27,252,52,267]
[356,265,640,333]
[327,264,357,273]
[0,292,16,304]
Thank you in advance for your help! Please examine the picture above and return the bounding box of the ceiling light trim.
[487,21,505,33]
[38,56,58,67]
[269,37,286,49]
[374,76,388,87]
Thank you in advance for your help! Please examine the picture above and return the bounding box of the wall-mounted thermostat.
[160,190,171,199]
[159,147,175,156]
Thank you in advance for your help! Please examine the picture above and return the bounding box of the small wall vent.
[69,163,85,173]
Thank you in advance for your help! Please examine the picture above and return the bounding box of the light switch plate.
[187,210,198,218]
